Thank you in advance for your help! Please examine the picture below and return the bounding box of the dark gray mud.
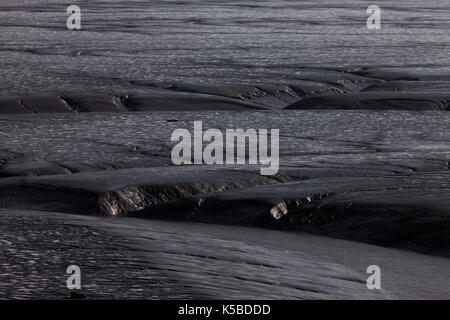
[1,0,450,299]
[1,71,450,113]
[0,111,449,257]
[0,208,392,299]
[1,208,449,299]
[1,1,450,112]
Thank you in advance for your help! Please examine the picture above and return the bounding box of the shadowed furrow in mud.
[2,67,450,113]
[286,92,450,111]
[0,167,286,216]
[0,166,449,257]
[2,76,450,113]
[138,174,450,257]
[0,110,449,257]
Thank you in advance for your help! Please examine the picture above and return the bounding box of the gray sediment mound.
[0,93,264,114]
[0,83,309,114]
[129,83,306,109]
[1,164,449,257]
[134,174,450,257]
[286,92,450,111]
[1,108,449,257]
[0,167,286,216]
[2,66,450,113]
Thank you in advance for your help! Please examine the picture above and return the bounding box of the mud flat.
[2,1,450,113]
[0,111,449,258]
[1,0,450,300]
[2,1,450,99]
[1,208,449,299]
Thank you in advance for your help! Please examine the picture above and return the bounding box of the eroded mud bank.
[2,69,450,113]
[1,111,449,257]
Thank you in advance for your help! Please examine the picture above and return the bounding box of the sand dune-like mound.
[0,83,309,114]
[133,174,450,256]
[1,165,449,256]
[0,166,284,215]
[286,92,450,111]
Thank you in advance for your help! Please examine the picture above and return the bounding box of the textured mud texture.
[1,71,450,113]
[1,0,449,300]
[0,111,449,257]
[0,209,390,300]
[1,1,450,112]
